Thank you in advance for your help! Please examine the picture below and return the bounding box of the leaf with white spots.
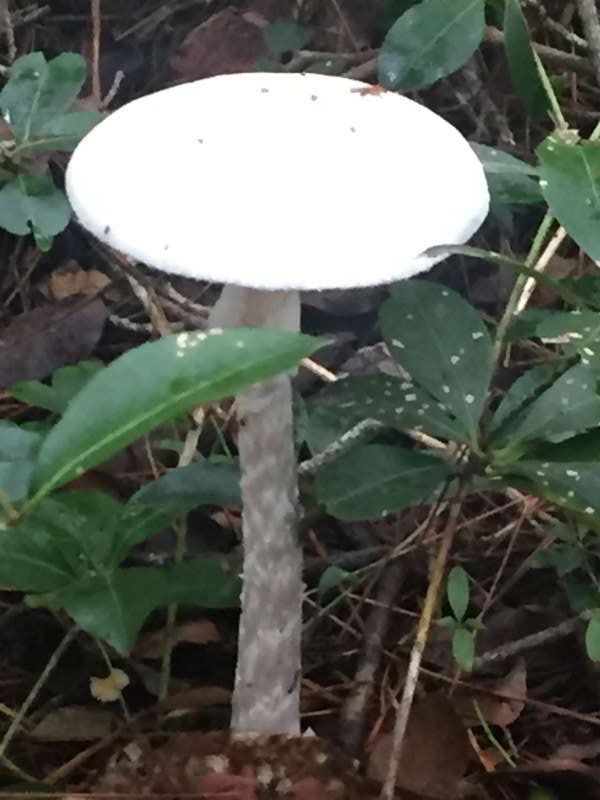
[534,310,600,373]
[538,135,600,262]
[508,458,600,523]
[309,374,465,445]
[380,281,493,445]
[32,328,321,502]
[315,443,452,521]
[491,364,600,451]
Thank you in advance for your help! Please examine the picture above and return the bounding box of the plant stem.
[493,210,555,360]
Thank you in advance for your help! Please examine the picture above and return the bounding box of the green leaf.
[19,110,104,153]
[315,443,451,520]
[380,281,494,444]
[533,310,600,374]
[31,328,321,501]
[162,557,241,608]
[309,374,466,445]
[447,565,470,622]
[11,361,104,414]
[503,0,551,118]
[58,567,169,654]
[58,558,240,655]
[0,421,43,501]
[378,0,485,91]
[508,458,600,521]
[0,52,87,141]
[318,565,352,600]
[538,136,600,262]
[0,492,123,593]
[0,174,71,248]
[470,143,542,205]
[586,613,600,661]
[491,365,600,451]
[263,20,312,58]
[489,363,558,440]
[452,626,475,670]
[116,459,241,563]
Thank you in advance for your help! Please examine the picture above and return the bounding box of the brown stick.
[380,487,465,800]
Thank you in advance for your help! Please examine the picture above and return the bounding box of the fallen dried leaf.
[367,693,471,799]
[170,9,269,81]
[0,297,107,389]
[163,686,232,712]
[30,705,116,741]
[44,261,110,300]
[133,618,220,659]
[452,658,527,728]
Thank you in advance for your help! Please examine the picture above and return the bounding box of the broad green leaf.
[503,0,551,118]
[11,360,104,414]
[452,626,475,670]
[31,328,321,501]
[586,614,600,661]
[471,143,542,205]
[380,281,494,444]
[0,492,122,592]
[0,52,86,141]
[508,458,600,521]
[0,174,70,249]
[18,110,103,153]
[538,136,600,261]
[116,459,241,563]
[315,443,451,520]
[309,374,465,446]
[162,557,241,608]
[378,0,485,91]
[263,20,312,58]
[489,363,558,441]
[447,565,470,622]
[533,310,600,373]
[376,0,421,31]
[58,556,241,654]
[561,274,600,310]
[0,421,43,501]
[58,567,169,654]
[494,365,600,447]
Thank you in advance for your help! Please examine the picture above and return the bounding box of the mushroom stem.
[210,286,303,735]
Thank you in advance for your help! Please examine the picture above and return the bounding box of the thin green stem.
[493,211,555,360]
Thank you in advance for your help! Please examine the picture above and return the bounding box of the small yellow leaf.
[90,668,130,703]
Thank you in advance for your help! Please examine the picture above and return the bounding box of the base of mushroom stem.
[91,730,376,799]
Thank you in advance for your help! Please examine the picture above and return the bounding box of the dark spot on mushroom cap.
[198,138,204,144]
[311,95,318,101]
[350,126,356,133]
[104,225,110,234]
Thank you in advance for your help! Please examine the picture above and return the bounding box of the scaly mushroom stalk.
[210,286,302,733]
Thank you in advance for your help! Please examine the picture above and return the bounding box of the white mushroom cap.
[66,72,489,291]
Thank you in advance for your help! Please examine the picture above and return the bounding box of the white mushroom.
[65,71,489,736]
